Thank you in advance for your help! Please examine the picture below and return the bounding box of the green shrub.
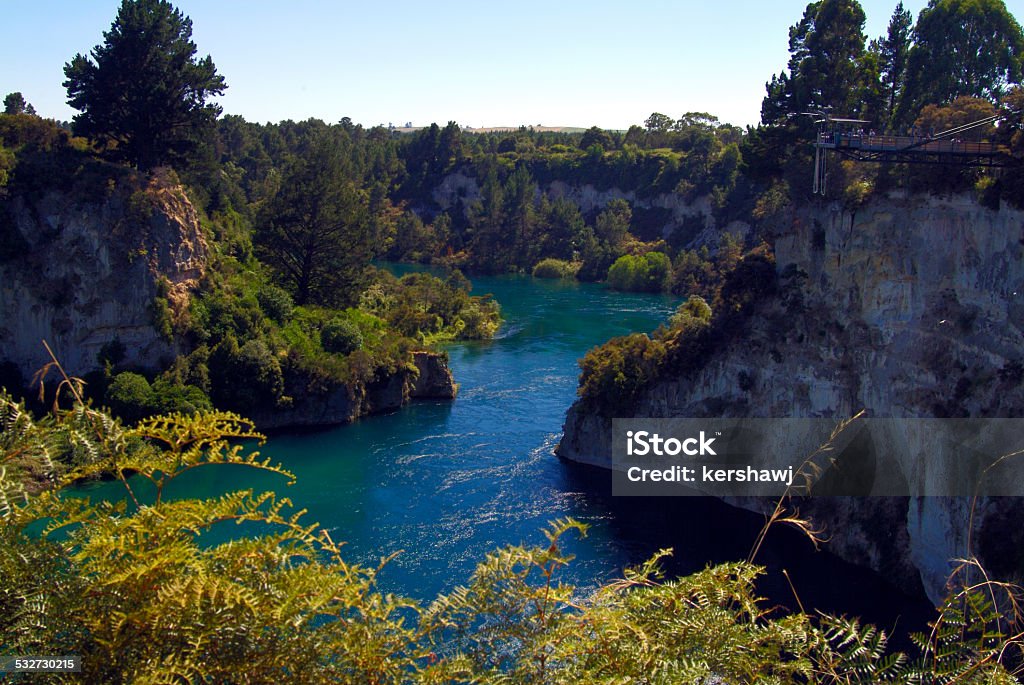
[605,254,639,291]
[532,258,578,279]
[105,371,211,422]
[151,296,174,340]
[321,317,363,355]
[670,294,712,329]
[0,112,66,151]
[606,251,671,292]
[458,295,502,340]
[105,371,154,423]
[189,278,267,344]
[161,345,212,394]
[578,333,667,414]
[209,336,286,412]
[209,205,253,260]
[640,251,671,290]
[362,270,501,343]
[670,246,716,296]
[257,284,294,323]
[976,175,1001,210]
[843,177,873,210]
[149,378,212,415]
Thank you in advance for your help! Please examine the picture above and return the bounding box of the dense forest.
[2,0,1024,680]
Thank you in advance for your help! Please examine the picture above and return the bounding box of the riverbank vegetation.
[531,257,580,279]
[0,2,502,424]
[577,246,777,416]
[1,391,1021,683]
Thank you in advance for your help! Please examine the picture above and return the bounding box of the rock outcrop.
[410,350,459,399]
[0,171,461,432]
[558,192,1024,602]
[251,351,457,430]
[0,170,206,380]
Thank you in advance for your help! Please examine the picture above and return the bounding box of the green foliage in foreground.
[1,391,1021,683]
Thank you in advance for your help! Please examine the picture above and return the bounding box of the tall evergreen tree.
[878,2,913,125]
[580,126,614,150]
[898,0,1024,123]
[256,134,372,307]
[3,92,35,116]
[761,0,868,123]
[63,0,226,169]
[467,165,507,271]
[504,164,540,268]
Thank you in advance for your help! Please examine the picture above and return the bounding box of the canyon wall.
[558,192,1024,602]
[0,174,457,430]
[0,172,206,380]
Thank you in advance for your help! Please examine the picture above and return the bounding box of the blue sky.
[4,0,1022,129]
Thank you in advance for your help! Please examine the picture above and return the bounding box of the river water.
[88,271,933,628]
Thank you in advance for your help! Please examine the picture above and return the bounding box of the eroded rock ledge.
[251,350,457,431]
[0,170,206,379]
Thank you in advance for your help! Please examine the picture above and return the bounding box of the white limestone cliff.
[0,170,206,381]
[558,192,1024,602]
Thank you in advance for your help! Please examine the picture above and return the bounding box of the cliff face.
[432,172,751,246]
[558,192,1024,602]
[0,172,206,380]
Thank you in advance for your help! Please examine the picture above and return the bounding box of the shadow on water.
[558,457,936,648]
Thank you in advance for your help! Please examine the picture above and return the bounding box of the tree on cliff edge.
[63,0,226,169]
[760,0,868,124]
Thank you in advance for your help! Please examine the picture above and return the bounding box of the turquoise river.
[81,271,932,626]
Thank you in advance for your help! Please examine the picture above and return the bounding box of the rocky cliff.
[251,350,457,430]
[0,170,206,381]
[558,192,1024,602]
[0,173,460,431]
[432,172,750,247]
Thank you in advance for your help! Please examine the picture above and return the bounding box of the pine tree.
[63,0,226,169]
[878,2,913,126]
